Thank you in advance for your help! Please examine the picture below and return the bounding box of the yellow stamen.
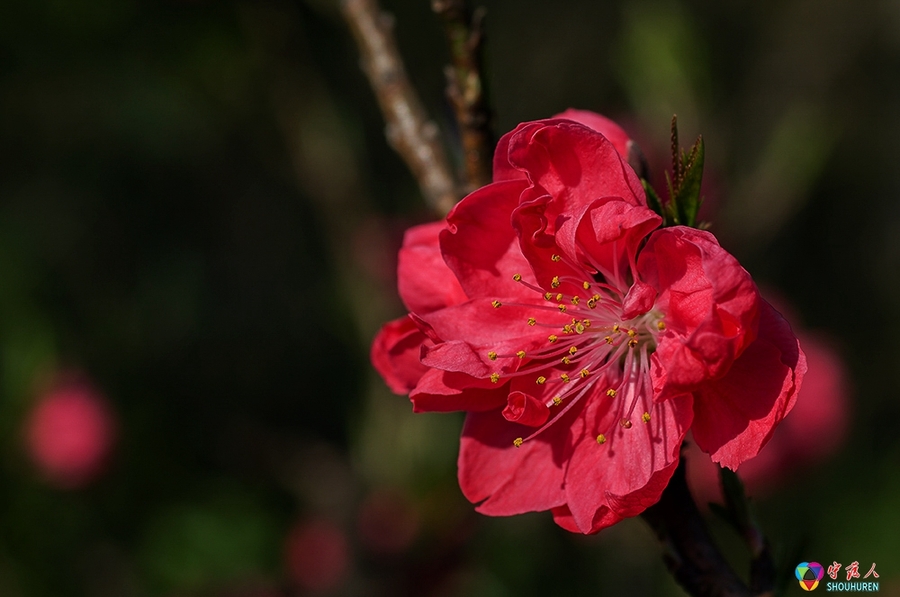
[490,373,500,383]
[582,281,591,290]
[605,336,613,344]
[527,317,537,326]
[551,254,561,262]
[620,419,633,429]
[563,325,573,334]
[513,437,523,447]
[544,292,553,301]
[558,304,567,313]
[606,388,617,397]
[574,321,585,334]
[628,338,638,348]
[491,300,502,308]
[657,320,666,331]
[487,351,498,360]
[571,296,580,306]
[552,396,562,406]
[555,293,563,302]
[612,324,620,333]
[582,319,591,328]
[512,273,522,281]
[536,376,547,385]
[560,374,570,383]
[642,412,651,423]
[580,368,590,378]
[569,346,578,355]
[627,329,637,338]
[516,350,526,359]
[551,276,560,288]
[561,356,571,365]
[548,334,558,343]
[596,434,607,444]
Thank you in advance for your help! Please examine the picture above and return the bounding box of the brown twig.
[641,460,770,597]
[432,0,494,192]
[342,0,459,216]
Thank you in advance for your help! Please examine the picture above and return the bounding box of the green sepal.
[641,178,667,226]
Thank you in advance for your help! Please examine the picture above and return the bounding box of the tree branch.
[432,0,494,191]
[641,460,770,597]
[342,0,459,216]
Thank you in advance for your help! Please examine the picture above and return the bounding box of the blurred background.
[1,0,898,595]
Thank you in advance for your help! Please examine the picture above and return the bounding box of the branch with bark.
[432,0,494,192]
[341,0,459,216]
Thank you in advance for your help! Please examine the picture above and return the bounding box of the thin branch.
[641,460,769,597]
[342,0,459,216]
[432,0,494,192]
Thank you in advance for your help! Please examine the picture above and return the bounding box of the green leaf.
[674,135,704,228]
[719,466,751,533]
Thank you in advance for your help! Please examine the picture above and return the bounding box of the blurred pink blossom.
[25,376,117,489]
[283,518,349,592]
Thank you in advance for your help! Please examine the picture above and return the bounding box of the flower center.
[487,253,665,448]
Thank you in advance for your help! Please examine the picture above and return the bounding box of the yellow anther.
[582,319,591,328]
[620,419,633,429]
[592,294,601,302]
[548,334,558,343]
[568,346,578,356]
[513,273,522,281]
[606,388,617,397]
[552,396,562,406]
[492,300,502,308]
[551,276,560,288]
[490,372,500,383]
[580,368,590,379]
[551,254,561,262]
[642,412,651,423]
[553,293,562,302]
[596,434,607,445]
[587,299,597,309]
[563,325,573,334]
[516,350,526,359]
[605,336,613,344]
[536,376,547,385]
[488,351,498,361]
[571,296,580,306]
[560,374,571,383]
[544,292,553,301]
[627,329,637,338]
[561,356,570,365]
[657,320,666,331]
[575,322,585,334]
[583,281,591,290]
[612,324,620,333]
[513,437,524,447]
[628,338,639,348]
[558,304,567,313]
[527,317,537,326]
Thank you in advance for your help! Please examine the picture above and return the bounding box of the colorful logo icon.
[796,561,825,591]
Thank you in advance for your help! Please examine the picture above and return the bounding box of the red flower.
[372,110,806,534]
